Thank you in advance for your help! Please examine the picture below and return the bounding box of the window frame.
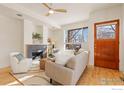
[64,27,88,50]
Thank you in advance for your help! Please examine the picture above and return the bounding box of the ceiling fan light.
[49,10,54,14]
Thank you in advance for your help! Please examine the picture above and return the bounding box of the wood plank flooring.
[78,65,124,85]
[0,67,16,85]
[0,66,124,85]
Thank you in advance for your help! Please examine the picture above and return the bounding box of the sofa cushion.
[54,52,74,66]
[65,50,87,69]
[65,56,76,69]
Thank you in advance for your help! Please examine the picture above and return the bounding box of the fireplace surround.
[26,44,47,59]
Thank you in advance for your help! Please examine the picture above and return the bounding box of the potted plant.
[32,32,42,44]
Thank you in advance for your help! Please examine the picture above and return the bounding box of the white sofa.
[45,50,89,85]
[10,52,32,73]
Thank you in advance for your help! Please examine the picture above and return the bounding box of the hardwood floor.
[0,66,124,85]
[0,67,16,85]
[78,65,124,85]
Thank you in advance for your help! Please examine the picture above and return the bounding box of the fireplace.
[26,44,47,59]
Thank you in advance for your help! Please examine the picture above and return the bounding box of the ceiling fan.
[42,3,67,16]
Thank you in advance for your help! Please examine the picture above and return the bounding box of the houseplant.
[32,32,42,44]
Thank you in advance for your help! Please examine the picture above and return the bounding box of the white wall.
[24,20,36,56]
[120,5,124,71]
[24,20,49,45]
[48,29,64,50]
[24,20,50,56]
[49,5,124,71]
[49,20,89,51]
[43,25,49,44]
[0,15,23,68]
[24,20,35,45]
[62,20,89,30]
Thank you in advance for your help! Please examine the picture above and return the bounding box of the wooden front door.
[94,20,119,70]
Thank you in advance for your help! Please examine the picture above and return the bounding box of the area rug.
[9,71,52,86]
[9,63,51,86]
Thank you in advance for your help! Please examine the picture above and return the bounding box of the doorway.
[94,20,119,70]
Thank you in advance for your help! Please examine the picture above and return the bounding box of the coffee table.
[40,57,55,70]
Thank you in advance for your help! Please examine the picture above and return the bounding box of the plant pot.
[33,39,40,44]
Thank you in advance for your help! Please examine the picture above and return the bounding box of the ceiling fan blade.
[54,9,67,13]
[45,13,50,16]
[42,3,51,9]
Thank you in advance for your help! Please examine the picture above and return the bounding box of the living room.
[0,2,124,92]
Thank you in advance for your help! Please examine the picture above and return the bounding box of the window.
[96,24,116,39]
[64,27,88,50]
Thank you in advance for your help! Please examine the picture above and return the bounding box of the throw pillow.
[14,53,24,62]
[54,52,74,66]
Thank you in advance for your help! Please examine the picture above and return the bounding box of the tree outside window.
[64,27,88,50]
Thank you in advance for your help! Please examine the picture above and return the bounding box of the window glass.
[64,27,88,50]
[96,24,116,39]
[83,27,88,42]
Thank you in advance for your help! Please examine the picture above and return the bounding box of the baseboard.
[87,65,94,67]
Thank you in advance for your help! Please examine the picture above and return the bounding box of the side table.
[40,57,55,70]
[40,58,47,70]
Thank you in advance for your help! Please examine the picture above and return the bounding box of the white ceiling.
[0,3,61,28]
[20,3,120,25]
